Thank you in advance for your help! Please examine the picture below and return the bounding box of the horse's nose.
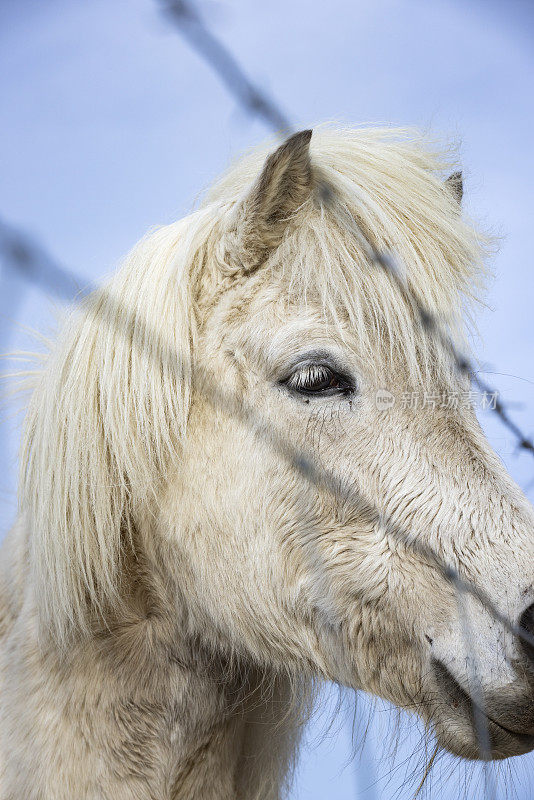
[519,602,534,663]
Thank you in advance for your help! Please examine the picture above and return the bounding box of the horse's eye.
[281,364,354,397]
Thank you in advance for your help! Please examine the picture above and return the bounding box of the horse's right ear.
[234,129,314,273]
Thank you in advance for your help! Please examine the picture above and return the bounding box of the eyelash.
[281,363,355,397]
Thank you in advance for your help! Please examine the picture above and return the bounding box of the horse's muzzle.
[430,657,534,760]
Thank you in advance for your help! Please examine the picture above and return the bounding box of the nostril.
[519,603,534,661]
[520,603,534,636]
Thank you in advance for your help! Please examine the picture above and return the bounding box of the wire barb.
[159,0,292,134]
[2,4,534,796]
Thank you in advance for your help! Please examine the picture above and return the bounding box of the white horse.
[1,127,533,799]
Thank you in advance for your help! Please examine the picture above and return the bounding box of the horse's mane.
[19,126,489,644]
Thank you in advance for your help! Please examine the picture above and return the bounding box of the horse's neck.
[0,519,300,800]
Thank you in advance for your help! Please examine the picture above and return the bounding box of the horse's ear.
[445,171,463,205]
[235,129,313,273]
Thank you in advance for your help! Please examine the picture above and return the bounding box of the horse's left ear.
[235,129,313,273]
[445,170,463,205]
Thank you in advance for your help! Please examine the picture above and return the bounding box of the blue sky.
[1,1,534,797]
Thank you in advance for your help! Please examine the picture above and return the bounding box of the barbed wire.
[377,249,534,457]
[159,0,292,133]
[155,5,534,792]
[0,218,93,302]
[158,0,534,465]
[2,1,534,791]
[5,222,530,654]
[2,214,533,665]
[153,6,534,784]
[2,210,534,729]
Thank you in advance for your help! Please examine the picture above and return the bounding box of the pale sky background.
[1,1,534,798]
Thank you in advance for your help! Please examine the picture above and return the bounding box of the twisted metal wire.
[1,2,533,794]
[158,0,534,463]
[2,214,534,800]
[153,5,534,789]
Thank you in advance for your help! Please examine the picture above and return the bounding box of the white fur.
[1,126,533,799]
